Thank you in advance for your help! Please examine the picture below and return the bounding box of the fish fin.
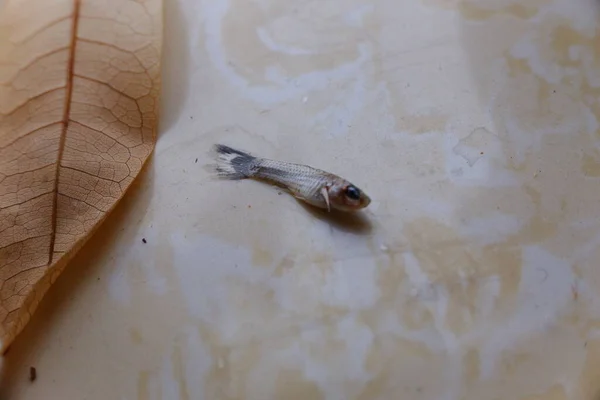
[210,144,257,180]
[321,186,331,212]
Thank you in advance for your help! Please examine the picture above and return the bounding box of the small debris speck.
[247,205,251,208]
[29,366,36,382]
[480,151,484,155]
[195,158,198,163]
[278,192,282,195]
[142,238,147,244]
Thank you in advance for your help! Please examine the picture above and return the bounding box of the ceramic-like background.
[2,0,600,399]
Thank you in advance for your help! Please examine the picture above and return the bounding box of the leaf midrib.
[48,0,80,265]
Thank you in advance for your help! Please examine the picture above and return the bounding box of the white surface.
[3,0,600,399]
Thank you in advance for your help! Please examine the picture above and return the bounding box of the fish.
[210,144,371,212]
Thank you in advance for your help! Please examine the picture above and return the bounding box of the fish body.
[211,144,371,212]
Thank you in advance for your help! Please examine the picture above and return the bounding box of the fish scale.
[253,159,332,199]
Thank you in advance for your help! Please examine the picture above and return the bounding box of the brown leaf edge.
[0,0,164,352]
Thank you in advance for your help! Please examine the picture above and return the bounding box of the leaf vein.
[0,164,55,180]
[60,164,126,183]
[0,191,53,209]
[0,122,62,151]
[48,0,81,265]
[74,73,146,104]
[59,193,110,213]
[68,120,137,151]
[17,15,71,44]
[0,86,65,118]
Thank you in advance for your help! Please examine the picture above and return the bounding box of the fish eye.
[345,185,361,200]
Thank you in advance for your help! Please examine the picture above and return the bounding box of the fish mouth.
[361,196,372,208]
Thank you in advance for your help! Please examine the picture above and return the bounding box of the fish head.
[328,180,371,211]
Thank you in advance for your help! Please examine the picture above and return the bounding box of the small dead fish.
[210,144,371,212]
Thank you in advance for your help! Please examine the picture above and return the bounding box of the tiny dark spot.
[585,341,588,347]
[278,192,282,195]
[480,151,484,155]
[248,205,251,208]
[29,367,37,382]
[553,90,556,93]
[97,277,100,281]
[142,238,147,244]
[195,158,198,163]
[190,116,193,119]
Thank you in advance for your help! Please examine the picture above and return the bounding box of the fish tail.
[210,144,257,179]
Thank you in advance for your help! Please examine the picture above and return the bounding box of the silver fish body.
[211,144,371,212]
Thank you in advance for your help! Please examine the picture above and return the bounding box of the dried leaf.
[0,0,163,351]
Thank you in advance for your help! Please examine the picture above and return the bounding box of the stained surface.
[2,0,600,399]
[0,0,162,350]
